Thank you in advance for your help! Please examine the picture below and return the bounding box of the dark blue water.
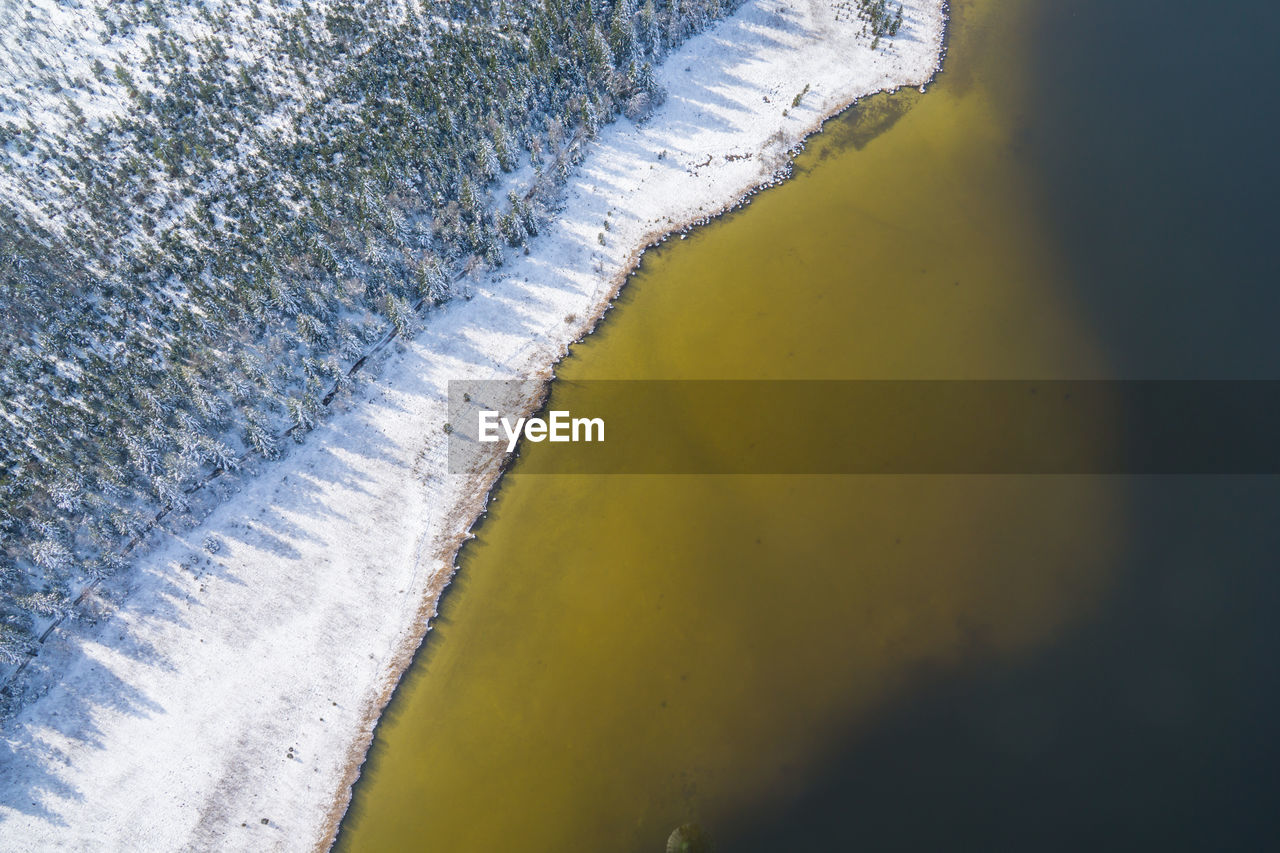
[726,1,1280,849]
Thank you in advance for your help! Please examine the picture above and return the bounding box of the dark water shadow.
[1015,0,1280,380]
[724,476,1280,852]
[716,0,1280,848]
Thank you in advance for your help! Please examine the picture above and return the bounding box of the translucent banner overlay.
[447,380,1280,475]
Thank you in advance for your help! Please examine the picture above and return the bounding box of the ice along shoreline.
[0,2,946,850]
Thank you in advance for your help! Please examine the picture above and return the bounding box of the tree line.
[0,0,742,680]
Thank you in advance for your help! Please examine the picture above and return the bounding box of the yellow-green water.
[336,1,1126,849]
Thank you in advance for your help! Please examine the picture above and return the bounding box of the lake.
[336,1,1280,849]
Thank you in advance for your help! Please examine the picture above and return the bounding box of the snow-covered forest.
[0,0,744,678]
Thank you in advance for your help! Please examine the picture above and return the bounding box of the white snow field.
[0,1,945,849]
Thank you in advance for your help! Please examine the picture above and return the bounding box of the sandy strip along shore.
[0,2,945,849]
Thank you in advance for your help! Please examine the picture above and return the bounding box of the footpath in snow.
[0,1,946,850]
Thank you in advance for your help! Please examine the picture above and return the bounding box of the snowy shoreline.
[0,2,946,849]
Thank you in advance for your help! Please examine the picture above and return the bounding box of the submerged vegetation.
[0,0,742,675]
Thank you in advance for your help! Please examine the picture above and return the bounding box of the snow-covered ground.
[0,1,945,849]
[0,0,338,237]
